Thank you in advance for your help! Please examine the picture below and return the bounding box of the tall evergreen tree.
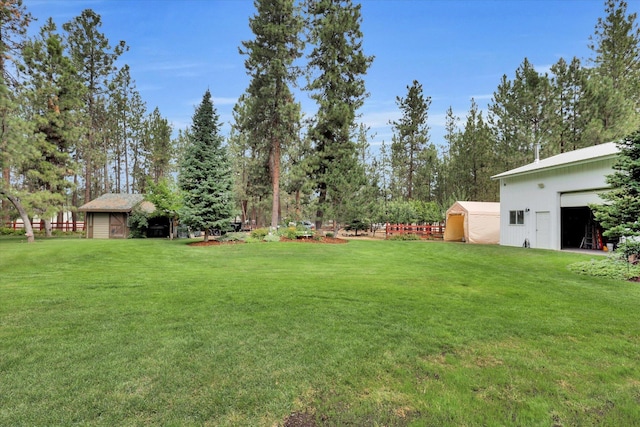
[179,90,234,242]
[548,57,591,154]
[582,0,640,143]
[489,58,552,170]
[451,99,497,201]
[107,65,147,193]
[589,0,640,109]
[20,17,85,235]
[435,106,461,206]
[0,0,34,240]
[282,123,312,221]
[63,9,127,203]
[342,123,381,231]
[593,130,640,244]
[144,107,173,187]
[389,80,431,200]
[230,94,273,228]
[239,0,304,228]
[305,0,373,231]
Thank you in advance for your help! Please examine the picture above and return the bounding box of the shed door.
[536,211,551,249]
[110,213,126,238]
[93,213,110,239]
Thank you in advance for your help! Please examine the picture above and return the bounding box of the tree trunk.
[315,184,326,232]
[1,167,10,225]
[43,219,52,237]
[203,229,210,242]
[1,192,35,243]
[168,216,175,240]
[270,137,281,229]
[295,189,301,220]
[84,156,91,206]
[241,199,248,227]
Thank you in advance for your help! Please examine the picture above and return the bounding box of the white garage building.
[491,142,619,250]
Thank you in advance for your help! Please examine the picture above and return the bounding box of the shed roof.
[491,142,619,180]
[447,201,500,215]
[78,193,152,213]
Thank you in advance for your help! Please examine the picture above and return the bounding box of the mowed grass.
[1,238,639,426]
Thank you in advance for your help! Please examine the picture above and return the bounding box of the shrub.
[567,255,640,281]
[282,226,298,240]
[325,232,334,238]
[0,227,24,236]
[251,227,269,240]
[616,240,640,262]
[345,219,369,233]
[217,232,247,242]
[128,209,149,238]
[263,233,280,243]
[388,233,421,241]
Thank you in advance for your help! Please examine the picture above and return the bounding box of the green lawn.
[1,238,639,426]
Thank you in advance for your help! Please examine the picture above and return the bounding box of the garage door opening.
[561,207,608,250]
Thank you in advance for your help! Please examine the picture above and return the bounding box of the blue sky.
[24,0,634,152]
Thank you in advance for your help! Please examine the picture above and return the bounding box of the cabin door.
[110,213,126,238]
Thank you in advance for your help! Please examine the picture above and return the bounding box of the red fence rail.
[386,223,445,239]
[3,221,85,232]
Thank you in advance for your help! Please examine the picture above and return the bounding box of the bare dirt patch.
[283,411,317,427]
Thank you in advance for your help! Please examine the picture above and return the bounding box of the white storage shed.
[443,201,500,244]
[491,142,619,250]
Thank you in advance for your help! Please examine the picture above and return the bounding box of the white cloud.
[360,110,401,129]
[137,61,204,73]
[212,97,238,106]
[470,94,493,101]
[535,64,553,75]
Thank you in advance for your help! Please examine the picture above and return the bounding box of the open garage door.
[560,190,609,250]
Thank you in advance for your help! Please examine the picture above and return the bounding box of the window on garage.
[509,210,524,225]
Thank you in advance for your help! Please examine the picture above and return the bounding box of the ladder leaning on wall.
[580,223,594,249]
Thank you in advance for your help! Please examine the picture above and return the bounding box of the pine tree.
[282,126,312,221]
[20,18,85,236]
[63,9,127,202]
[548,57,592,154]
[593,130,640,246]
[389,80,431,201]
[342,124,381,233]
[585,0,640,142]
[489,58,552,171]
[589,0,640,109]
[145,107,173,187]
[179,90,234,242]
[450,99,497,201]
[239,0,304,228]
[0,0,34,241]
[435,106,461,206]
[107,65,147,193]
[305,0,373,231]
[230,94,272,228]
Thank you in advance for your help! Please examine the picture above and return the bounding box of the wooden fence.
[3,221,85,232]
[385,223,445,239]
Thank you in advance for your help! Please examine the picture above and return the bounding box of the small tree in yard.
[179,90,234,242]
[593,129,640,258]
[146,177,181,240]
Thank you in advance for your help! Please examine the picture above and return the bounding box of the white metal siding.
[499,157,614,250]
[560,190,607,207]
